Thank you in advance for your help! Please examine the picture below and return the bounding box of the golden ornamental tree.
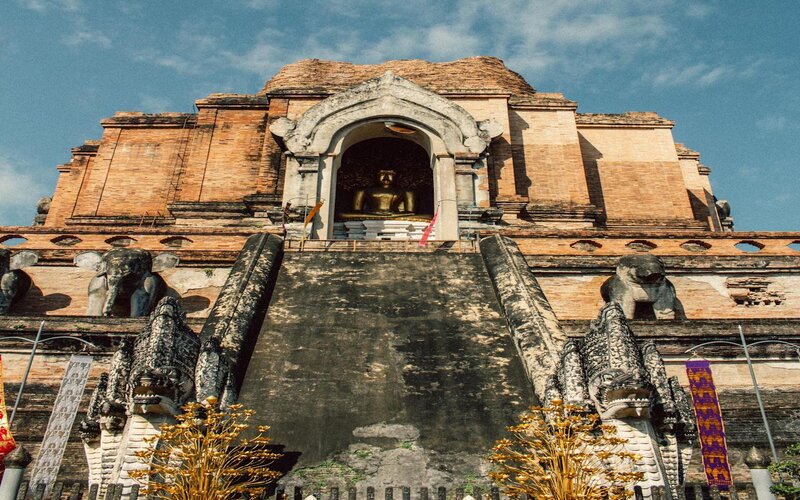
[129,397,283,500]
[488,401,644,500]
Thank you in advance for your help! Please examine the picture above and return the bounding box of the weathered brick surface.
[459,98,522,202]
[578,126,697,225]
[94,128,187,215]
[501,231,800,257]
[510,109,590,206]
[38,58,738,231]
[261,56,535,96]
[174,107,219,203]
[538,273,800,320]
[45,144,98,227]
[196,108,268,202]
[10,266,228,318]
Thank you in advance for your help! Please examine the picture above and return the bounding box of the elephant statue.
[75,248,179,317]
[0,249,39,315]
[600,254,678,320]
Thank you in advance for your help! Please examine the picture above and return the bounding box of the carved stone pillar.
[434,155,459,240]
[454,154,481,208]
[282,154,321,238]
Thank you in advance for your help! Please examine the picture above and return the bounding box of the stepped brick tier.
[1,57,799,498]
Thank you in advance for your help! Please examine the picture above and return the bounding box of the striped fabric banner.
[0,355,16,478]
[29,355,93,492]
[686,359,733,489]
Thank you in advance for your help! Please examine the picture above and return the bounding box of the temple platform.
[332,220,432,240]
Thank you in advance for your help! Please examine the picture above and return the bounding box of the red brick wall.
[510,109,591,206]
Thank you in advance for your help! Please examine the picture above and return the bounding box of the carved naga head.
[583,304,652,418]
[129,297,200,414]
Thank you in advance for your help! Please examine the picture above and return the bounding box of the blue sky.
[1,0,798,230]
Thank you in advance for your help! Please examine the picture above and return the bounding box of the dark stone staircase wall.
[237,252,535,484]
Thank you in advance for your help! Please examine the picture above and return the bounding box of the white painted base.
[333,220,433,241]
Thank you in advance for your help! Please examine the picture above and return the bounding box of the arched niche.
[333,136,434,221]
[271,72,502,240]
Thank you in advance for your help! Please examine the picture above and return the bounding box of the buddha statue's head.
[377,169,396,188]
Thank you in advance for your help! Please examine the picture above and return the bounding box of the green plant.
[461,473,485,495]
[129,397,282,499]
[353,449,372,459]
[400,441,414,450]
[203,268,214,278]
[488,401,643,500]
[290,460,366,489]
[770,443,800,499]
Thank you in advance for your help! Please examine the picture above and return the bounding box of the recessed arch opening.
[334,137,435,221]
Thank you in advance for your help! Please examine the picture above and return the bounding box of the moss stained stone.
[237,252,534,483]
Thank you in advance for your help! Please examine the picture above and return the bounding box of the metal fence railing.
[13,481,764,499]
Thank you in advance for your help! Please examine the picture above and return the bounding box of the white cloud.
[138,94,175,113]
[241,0,274,8]
[20,0,82,12]
[220,0,675,77]
[62,28,111,48]
[686,3,714,19]
[0,154,50,226]
[132,28,226,75]
[136,52,196,74]
[755,115,788,131]
[125,0,749,93]
[59,16,112,48]
[649,63,733,87]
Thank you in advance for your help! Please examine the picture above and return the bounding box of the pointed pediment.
[270,71,502,155]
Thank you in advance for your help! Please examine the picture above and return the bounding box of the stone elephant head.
[75,248,179,317]
[0,249,39,315]
[600,254,678,320]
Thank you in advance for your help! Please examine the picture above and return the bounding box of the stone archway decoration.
[269,71,503,155]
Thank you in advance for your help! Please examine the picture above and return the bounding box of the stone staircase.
[237,251,535,486]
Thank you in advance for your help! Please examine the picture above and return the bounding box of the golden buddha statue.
[338,169,431,221]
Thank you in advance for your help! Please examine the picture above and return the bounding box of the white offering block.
[334,220,431,240]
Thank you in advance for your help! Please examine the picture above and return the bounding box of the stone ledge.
[675,142,700,159]
[100,112,197,128]
[195,93,269,108]
[71,141,100,155]
[0,315,206,351]
[508,93,578,110]
[479,228,800,239]
[64,216,175,227]
[576,112,674,128]
[560,318,800,356]
[167,201,250,218]
[526,254,800,272]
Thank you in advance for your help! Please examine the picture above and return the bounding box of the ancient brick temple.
[1,57,799,496]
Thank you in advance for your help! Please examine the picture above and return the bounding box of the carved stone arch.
[270,71,502,156]
[270,71,503,241]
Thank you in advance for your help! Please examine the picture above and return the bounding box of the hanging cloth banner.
[685,359,733,490]
[303,201,324,227]
[418,211,438,247]
[29,355,93,492]
[0,355,16,478]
